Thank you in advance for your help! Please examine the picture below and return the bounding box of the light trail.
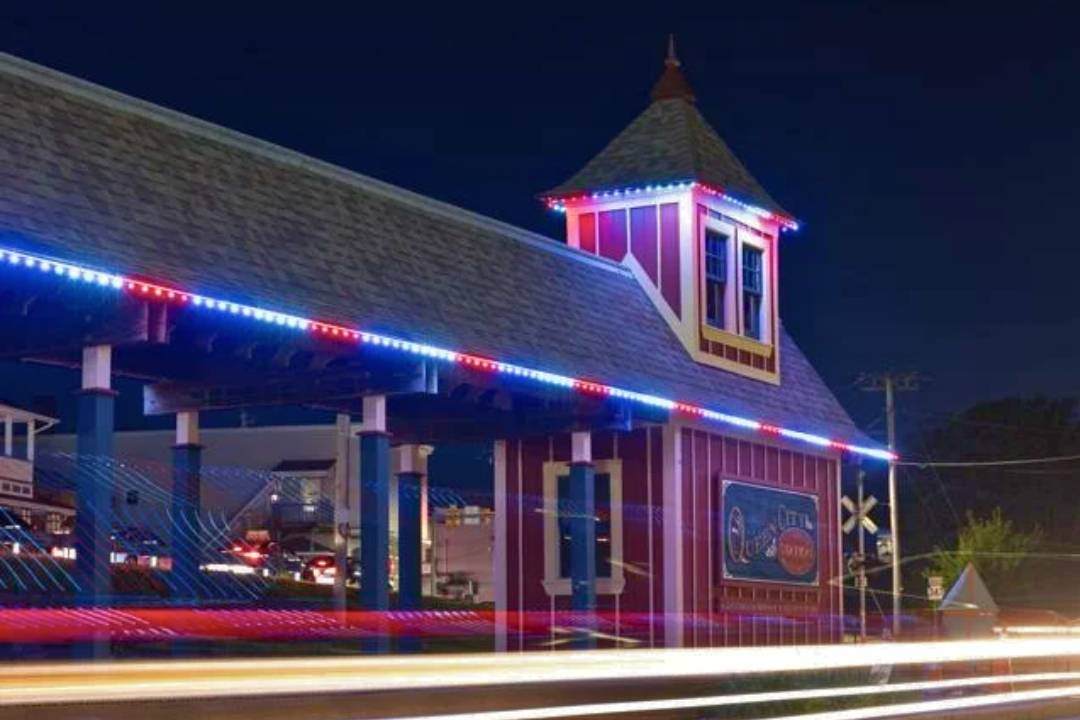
[0,638,1078,706]
[387,673,1080,720]
[768,685,1080,720]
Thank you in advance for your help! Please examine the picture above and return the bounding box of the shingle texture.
[545,98,789,218]
[0,54,863,444]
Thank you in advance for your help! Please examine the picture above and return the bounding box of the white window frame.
[700,216,738,334]
[736,229,772,344]
[541,458,625,596]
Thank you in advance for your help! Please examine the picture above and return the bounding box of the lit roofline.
[541,180,799,232]
[0,243,889,461]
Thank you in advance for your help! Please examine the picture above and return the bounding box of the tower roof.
[543,40,791,220]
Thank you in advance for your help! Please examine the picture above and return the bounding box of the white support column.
[333,413,351,615]
[571,431,592,464]
[361,395,387,433]
[3,417,11,457]
[419,447,432,545]
[662,423,684,648]
[176,411,200,446]
[81,345,112,391]
[493,439,508,652]
[26,421,35,462]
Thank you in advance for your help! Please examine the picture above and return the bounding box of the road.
[1,639,1078,720]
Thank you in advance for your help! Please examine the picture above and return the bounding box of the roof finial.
[666,34,680,68]
[650,34,695,103]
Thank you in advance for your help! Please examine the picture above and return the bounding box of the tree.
[927,507,1042,598]
[896,396,1079,611]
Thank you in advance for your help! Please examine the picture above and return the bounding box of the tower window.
[742,246,764,340]
[704,230,728,329]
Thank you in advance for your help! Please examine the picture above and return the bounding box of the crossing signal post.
[843,469,879,641]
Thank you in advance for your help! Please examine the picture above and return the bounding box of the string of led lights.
[541,180,800,232]
[0,244,892,462]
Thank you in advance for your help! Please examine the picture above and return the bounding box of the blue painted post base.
[397,470,423,653]
[171,443,203,600]
[74,388,115,659]
[75,389,115,608]
[359,431,391,653]
[570,460,597,649]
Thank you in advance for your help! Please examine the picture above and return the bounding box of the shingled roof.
[0,52,863,444]
[543,46,789,219]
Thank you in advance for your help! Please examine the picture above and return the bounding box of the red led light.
[674,402,705,416]
[460,354,498,371]
[0,243,893,462]
[573,381,611,396]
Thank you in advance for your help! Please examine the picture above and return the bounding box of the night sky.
[2,4,1078,438]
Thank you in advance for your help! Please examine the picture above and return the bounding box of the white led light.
[0,243,886,461]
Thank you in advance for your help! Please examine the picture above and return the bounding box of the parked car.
[436,571,478,602]
[222,540,303,578]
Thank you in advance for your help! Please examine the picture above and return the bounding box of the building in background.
[0,404,72,542]
[432,506,494,604]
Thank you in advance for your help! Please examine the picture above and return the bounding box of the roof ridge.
[674,99,705,181]
[0,51,631,279]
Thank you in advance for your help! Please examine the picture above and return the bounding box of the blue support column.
[397,471,423,610]
[359,429,390,652]
[570,459,597,648]
[75,388,115,606]
[170,442,202,595]
[397,468,423,653]
[359,428,391,656]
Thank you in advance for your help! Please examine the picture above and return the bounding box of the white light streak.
[0,639,1077,707]
[396,674,1080,720]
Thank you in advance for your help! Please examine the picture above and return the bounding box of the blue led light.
[0,244,890,462]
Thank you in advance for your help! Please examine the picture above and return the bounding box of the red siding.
[502,428,839,650]
[629,205,658,283]
[679,428,840,647]
[659,203,681,317]
[598,209,627,262]
[578,212,597,254]
[502,430,665,649]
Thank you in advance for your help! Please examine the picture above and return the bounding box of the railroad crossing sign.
[927,575,945,602]
[876,531,894,564]
[841,494,879,535]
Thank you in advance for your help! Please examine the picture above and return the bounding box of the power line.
[898,452,1080,468]
[912,427,961,527]
[896,406,1080,438]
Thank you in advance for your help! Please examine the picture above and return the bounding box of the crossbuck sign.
[841,494,879,535]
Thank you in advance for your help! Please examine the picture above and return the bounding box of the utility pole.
[857,371,921,638]
[857,468,867,641]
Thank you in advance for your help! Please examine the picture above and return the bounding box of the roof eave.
[539,179,799,232]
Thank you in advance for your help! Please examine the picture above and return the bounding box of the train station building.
[0,45,889,649]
